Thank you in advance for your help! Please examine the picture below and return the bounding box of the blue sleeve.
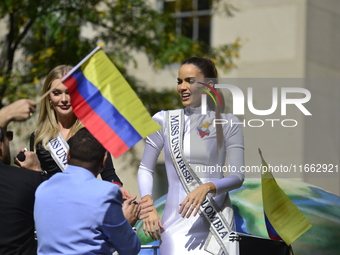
[100,186,141,255]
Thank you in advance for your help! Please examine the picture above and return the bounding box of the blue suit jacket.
[34,165,140,255]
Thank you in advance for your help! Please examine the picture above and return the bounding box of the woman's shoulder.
[152,109,182,117]
[152,109,182,126]
[149,111,164,129]
[150,109,184,131]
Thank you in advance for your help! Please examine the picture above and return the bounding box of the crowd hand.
[179,182,215,218]
[142,195,164,240]
[120,186,132,200]
[122,196,141,226]
[14,148,42,172]
[1,99,36,126]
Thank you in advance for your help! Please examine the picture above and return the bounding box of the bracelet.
[40,170,48,176]
[112,181,122,187]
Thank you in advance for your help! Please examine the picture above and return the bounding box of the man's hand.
[0,99,36,128]
[122,196,154,227]
[122,196,141,226]
[14,148,42,172]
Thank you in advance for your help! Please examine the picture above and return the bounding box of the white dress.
[138,107,245,255]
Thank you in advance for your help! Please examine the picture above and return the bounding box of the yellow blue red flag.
[259,149,312,245]
[62,46,161,158]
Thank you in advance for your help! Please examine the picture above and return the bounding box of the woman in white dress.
[138,57,245,254]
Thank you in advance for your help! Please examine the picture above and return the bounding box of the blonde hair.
[33,65,84,151]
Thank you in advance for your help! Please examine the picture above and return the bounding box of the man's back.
[0,161,45,255]
[34,165,140,255]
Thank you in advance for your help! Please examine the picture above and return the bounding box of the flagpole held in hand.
[35,44,104,104]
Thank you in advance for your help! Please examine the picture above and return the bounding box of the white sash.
[46,133,69,171]
[166,109,239,255]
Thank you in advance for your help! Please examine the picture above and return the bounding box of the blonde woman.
[30,65,130,197]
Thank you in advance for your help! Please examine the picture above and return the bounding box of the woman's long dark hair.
[181,57,225,148]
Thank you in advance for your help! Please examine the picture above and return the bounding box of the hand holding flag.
[58,46,161,158]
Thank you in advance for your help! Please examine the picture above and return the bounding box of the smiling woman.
[177,65,206,108]
[138,57,245,255]
[49,80,73,118]
[29,65,126,193]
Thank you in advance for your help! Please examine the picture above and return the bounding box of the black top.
[30,133,122,185]
[0,161,47,255]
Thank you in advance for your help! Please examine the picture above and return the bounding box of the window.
[163,0,213,46]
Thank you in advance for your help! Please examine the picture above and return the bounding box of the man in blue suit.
[34,128,141,255]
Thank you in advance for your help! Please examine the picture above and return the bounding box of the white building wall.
[303,0,340,195]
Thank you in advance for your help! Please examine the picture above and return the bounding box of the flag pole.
[36,44,104,104]
[61,43,103,82]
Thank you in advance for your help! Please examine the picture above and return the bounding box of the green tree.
[0,0,240,110]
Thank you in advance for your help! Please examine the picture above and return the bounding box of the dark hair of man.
[67,128,106,172]
[181,57,225,148]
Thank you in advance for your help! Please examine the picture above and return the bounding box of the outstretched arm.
[0,99,36,128]
[138,111,165,240]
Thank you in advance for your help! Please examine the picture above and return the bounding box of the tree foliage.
[0,0,240,109]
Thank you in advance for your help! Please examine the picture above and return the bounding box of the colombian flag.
[62,46,161,158]
[259,149,312,245]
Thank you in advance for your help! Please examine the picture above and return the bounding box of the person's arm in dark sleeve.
[100,153,123,186]
[29,132,35,151]
[28,132,53,179]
